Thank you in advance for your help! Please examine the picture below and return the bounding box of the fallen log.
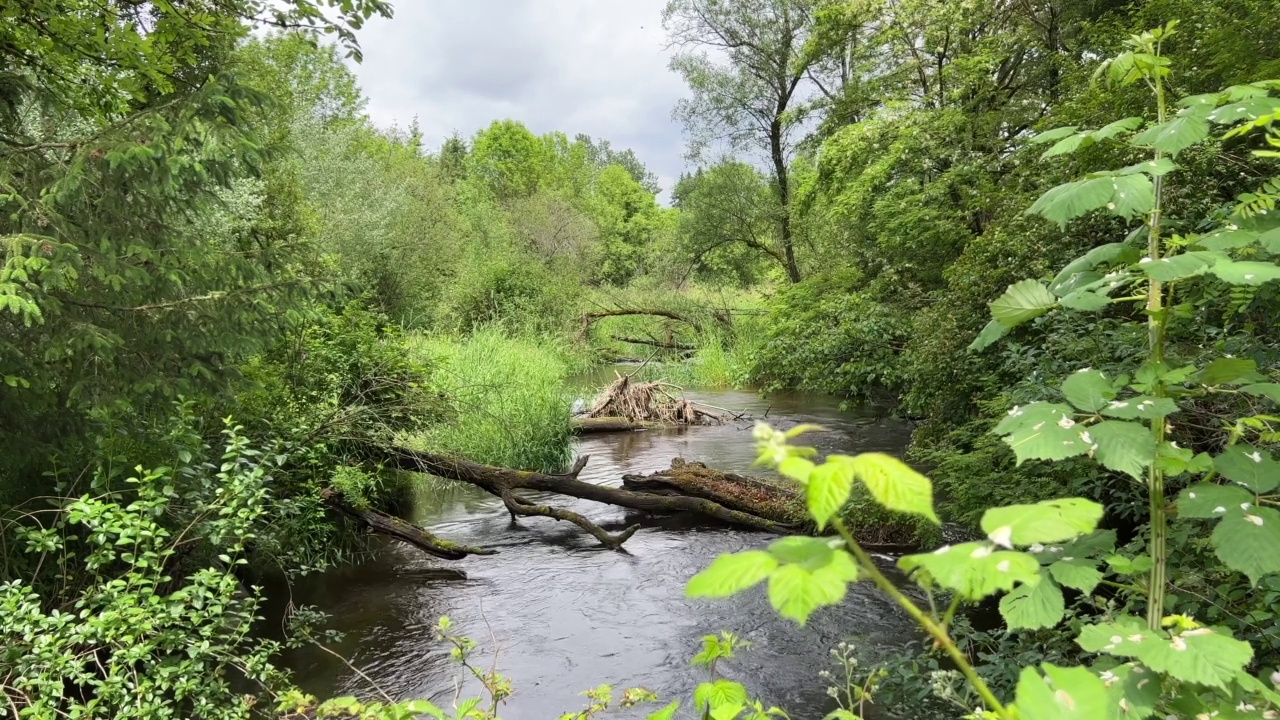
[623,459,807,525]
[321,488,497,560]
[610,334,696,351]
[366,445,796,541]
[572,416,661,433]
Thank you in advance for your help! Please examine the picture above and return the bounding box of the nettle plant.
[687,25,1280,720]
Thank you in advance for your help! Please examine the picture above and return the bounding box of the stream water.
[272,383,922,718]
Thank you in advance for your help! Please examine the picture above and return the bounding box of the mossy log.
[622,458,807,525]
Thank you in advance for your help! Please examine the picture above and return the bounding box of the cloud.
[347,0,689,199]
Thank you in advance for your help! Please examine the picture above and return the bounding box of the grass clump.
[405,327,576,472]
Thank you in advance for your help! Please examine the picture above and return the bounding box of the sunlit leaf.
[834,453,939,523]
[767,559,852,624]
[806,461,853,529]
[1113,157,1178,176]
[1212,508,1280,585]
[1078,618,1252,690]
[687,551,778,598]
[1107,174,1155,219]
[1058,289,1112,312]
[1042,132,1093,158]
[1101,664,1160,720]
[768,536,833,568]
[1241,383,1280,404]
[647,701,680,720]
[1030,126,1081,144]
[1091,116,1144,141]
[1137,251,1220,282]
[1208,97,1280,124]
[1193,228,1259,251]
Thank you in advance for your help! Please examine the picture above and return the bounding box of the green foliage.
[407,328,574,472]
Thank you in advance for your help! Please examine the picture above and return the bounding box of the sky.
[347,0,690,200]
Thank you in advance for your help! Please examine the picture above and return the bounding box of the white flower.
[1171,636,1187,651]
[1108,400,1129,410]
[1246,514,1265,527]
[1247,450,1263,463]
[1007,405,1022,417]
[1079,431,1093,445]
[997,560,1012,573]
[1058,415,1076,429]
[988,525,1014,549]
[970,545,994,559]
[1029,543,1045,553]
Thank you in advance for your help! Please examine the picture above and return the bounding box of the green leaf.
[1138,251,1219,282]
[1194,357,1266,386]
[1155,442,1212,476]
[1059,289,1112,312]
[1101,664,1160,720]
[1049,559,1103,594]
[1106,174,1155,219]
[1099,396,1178,419]
[1178,483,1255,519]
[994,402,1091,464]
[1052,270,1104,297]
[404,700,447,719]
[767,561,849,624]
[1078,619,1252,690]
[833,453,939,523]
[991,279,1058,327]
[1029,177,1117,226]
[806,461,853,529]
[899,542,1041,599]
[982,498,1104,546]
[1194,228,1259,251]
[778,456,815,483]
[1241,383,1280,404]
[1030,126,1081,144]
[1014,663,1110,719]
[969,318,1010,352]
[768,536,834,569]
[1208,96,1280,124]
[1042,132,1092,158]
[1130,114,1210,155]
[695,680,748,713]
[1062,369,1117,412]
[1212,507,1280,584]
[1000,575,1065,630]
[1090,420,1158,480]
[1214,445,1280,492]
[1114,157,1178,177]
[1050,243,1140,294]
[647,702,680,720]
[1210,259,1280,286]
[687,551,778,598]
[1092,116,1144,141]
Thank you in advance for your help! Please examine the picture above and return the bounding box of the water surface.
[275,386,920,718]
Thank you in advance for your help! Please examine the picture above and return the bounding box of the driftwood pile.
[572,373,723,434]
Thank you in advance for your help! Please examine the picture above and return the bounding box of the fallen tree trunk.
[367,445,796,542]
[321,488,497,560]
[610,334,696,351]
[572,416,661,433]
[622,459,807,525]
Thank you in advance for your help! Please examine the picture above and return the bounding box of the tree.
[664,0,820,282]
[671,162,775,286]
[468,119,550,200]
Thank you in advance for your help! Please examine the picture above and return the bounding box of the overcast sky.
[346,1,689,199]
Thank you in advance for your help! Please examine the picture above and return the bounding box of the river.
[271,384,922,718]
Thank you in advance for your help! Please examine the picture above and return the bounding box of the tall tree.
[664,0,819,282]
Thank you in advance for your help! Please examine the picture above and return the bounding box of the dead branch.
[321,488,497,560]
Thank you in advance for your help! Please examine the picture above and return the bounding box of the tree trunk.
[572,417,661,433]
[321,488,497,560]
[770,118,802,283]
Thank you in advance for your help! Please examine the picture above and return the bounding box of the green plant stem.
[1144,52,1170,632]
[831,518,1009,718]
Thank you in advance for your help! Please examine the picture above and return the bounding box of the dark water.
[272,384,920,718]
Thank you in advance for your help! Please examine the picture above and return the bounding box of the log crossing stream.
[271,385,921,718]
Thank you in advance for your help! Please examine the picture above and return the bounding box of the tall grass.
[405,327,576,472]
